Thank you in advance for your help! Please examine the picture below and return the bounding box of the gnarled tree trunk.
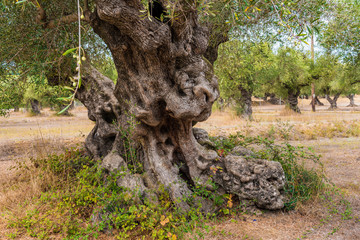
[238,86,253,120]
[326,94,340,110]
[287,91,301,113]
[315,96,324,106]
[30,99,41,115]
[310,96,324,106]
[75,0,285,212]
[346,94,357,107]
[265,93,283,105]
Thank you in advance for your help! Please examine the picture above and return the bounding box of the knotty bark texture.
[287,90,301,113]
[347,94,357,107]
[238,86,253,120]
[315,96,324,106]
[76,0,285,211]
[30,99,41,115]
[326,94,340,110]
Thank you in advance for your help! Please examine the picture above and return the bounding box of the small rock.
[193,128,215,148]
[101,152,126,172]
[231,146,256,157]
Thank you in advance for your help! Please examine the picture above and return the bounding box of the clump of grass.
[279,107,301,116]
[2,141,327,239]
[255,138,325,210]
[3,148,229,240]
[297,120,360,140]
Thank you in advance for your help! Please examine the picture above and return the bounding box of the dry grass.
[199,137,360,240]
[0,143,68,239]
[0,107,92,239]
[194,97,360,239]
[1,100,360,239]
[187,196,359,240]
[0,107,93,143]
[199,102,360,141]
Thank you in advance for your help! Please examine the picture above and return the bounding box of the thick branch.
[31,0,91,29]
[95,0,171,52]
[204,25,229,64]
[75,62,121,157]
[84,0,90,12]
[90,10,128,51]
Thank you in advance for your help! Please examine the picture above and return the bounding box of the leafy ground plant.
[3,147,225,239]
[2,133,356,239]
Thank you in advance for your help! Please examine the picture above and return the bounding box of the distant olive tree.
[215,41,275,119]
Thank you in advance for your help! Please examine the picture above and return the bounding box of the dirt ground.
[1,97,360,239]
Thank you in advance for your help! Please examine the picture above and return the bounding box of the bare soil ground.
[1,97,360,239]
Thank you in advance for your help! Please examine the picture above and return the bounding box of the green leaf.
[311,18,320,23]
[62,48,77,56]
[16,0,28,4]
[57,104,71,115]
[306,26,312,35]
[56,94,73,101]
[313,26,320,34]
[78,77,82,89]
[63,86,74,91]
[56,97,71,102]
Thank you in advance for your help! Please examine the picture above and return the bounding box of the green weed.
[5,147,226,239]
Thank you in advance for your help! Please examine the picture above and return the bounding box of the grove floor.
[1,97,360,239]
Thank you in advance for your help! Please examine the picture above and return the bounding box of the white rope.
[77,0,81,82]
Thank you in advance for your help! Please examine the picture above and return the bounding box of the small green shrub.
[6,147,224,240]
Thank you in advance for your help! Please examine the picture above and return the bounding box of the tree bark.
[311,83,315,112]
[262,93,269,101]
[238,87,253,120]
[326,94,340,110]
[310,96,324,106]
[315,96,324,106]
[346,94,357,107]
[310,34,315,112]
[266,93,283,105]
[287,91,301,113]
[74,0,286,212]
[30,99,41,115]
[217,97,226,111]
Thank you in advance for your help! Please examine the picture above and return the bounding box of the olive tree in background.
[215,41,275,119]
